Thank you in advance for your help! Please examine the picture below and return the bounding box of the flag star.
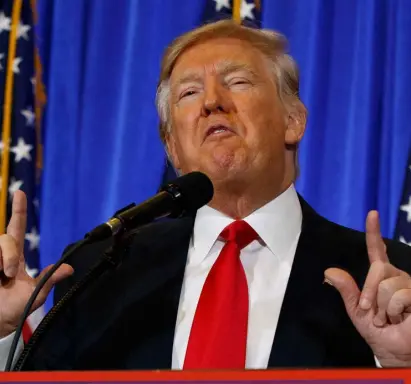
[8,178,24,198]
[0,53,4,71]
[25,227,40,251]
[13,57,22,74]
[213,0,231,11]
[241,0,255,20]
[399,236,411,247]
[0,12,11,34]
[17,21,31,40]
[21,106,35,126]
[10,137,33,162]
[25,264,39,278]
[400,196,411,222]
[33,198,40,210]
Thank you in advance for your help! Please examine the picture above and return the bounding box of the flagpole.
[232,0,241,23]
[0,0,23,233]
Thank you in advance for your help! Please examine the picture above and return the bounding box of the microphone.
[86,171,214,242]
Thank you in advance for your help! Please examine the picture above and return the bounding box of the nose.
[201,78,234,117]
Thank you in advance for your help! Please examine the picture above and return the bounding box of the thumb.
[325,267,361,320]
[31,264,74,313]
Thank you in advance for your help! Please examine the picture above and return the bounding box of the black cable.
[4,238,90,371]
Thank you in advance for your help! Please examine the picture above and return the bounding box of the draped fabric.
[35,0,411,280]
[35,0,205,268]
[263,0,411,237]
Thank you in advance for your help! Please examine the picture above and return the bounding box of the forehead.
[170,37,269,82]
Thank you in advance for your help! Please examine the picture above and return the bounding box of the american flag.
[395,150,411,246]
[0,0,44,342]
[203,0,261,27]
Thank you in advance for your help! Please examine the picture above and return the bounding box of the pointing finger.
[366,211,389,264]
[6,190,27,256]
[0,235,20,278]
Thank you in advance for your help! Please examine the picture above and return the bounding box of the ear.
[165,133,182,171]
[285,100,307,146]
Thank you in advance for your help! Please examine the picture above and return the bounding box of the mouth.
[204,124,235,141]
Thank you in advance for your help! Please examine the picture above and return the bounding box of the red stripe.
[22,320,33,343]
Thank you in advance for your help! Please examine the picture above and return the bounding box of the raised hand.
[0,190,73,338]
[325,211,411,367]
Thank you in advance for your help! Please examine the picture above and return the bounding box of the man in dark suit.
[1,20,411,370]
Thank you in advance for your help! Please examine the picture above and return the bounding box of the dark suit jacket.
[17,197,411,370]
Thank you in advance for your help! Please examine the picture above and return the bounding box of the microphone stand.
[10,232,130,371]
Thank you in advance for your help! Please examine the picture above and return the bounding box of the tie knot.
[220,220,259,250]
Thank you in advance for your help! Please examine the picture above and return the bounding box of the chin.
[211,145,247,169]
[184,148,248,181]
[203,160,248,186]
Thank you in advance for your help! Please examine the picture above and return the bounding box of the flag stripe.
[22,321,33,342]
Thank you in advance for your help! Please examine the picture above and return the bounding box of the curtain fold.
[36,0,205,267]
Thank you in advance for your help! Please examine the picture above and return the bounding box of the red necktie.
[183,220,258,369]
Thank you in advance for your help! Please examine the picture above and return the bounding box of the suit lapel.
[82,214,196,369]
[268,197,346,367]
[120,215,195,369]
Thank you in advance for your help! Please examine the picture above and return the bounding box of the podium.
[0,369,408,383]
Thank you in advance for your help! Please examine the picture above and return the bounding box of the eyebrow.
[216,61,258,78]
[174,61,258,88]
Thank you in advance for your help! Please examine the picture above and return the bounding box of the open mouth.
[205,124,235,139]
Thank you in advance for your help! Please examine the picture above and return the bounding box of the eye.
[228,78,251,87]
[180,89,198,99]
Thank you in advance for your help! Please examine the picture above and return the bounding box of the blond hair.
[155,20,305,175]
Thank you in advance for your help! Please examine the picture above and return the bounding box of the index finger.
[366,210,389,263]
[6,190,27,255]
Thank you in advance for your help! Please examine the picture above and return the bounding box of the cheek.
[238,98,286,153]
[172,103,201,142]
[171,114,201,167]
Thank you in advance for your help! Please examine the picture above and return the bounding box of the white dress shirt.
[172,184,302,369]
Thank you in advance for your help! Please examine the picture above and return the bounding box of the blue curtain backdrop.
[35,0,411,276]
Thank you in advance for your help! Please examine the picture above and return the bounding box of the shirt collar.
[191,184,302,263]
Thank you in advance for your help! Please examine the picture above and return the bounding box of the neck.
[208,176,293,219]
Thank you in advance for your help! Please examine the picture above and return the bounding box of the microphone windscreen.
[161,171,214,213]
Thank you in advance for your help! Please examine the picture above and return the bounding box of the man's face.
[167,37,303,189]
